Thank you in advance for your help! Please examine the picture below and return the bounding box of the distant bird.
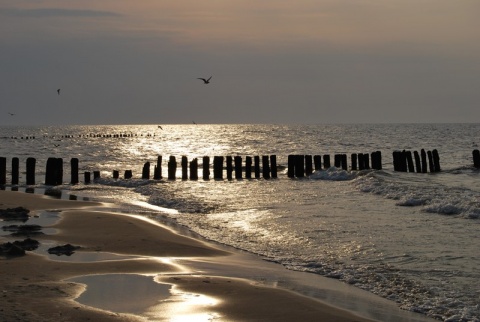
[54,144,60,147]
[57,89,60,95]
[197,76,212,84]
[158,125,163,130]
[192,121,197,125]
[8,112,15,116]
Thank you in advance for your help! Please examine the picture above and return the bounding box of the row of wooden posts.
[392,149,441,173]
[7,133,159,140]
[6,149,480,186]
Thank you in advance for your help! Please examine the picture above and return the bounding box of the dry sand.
[0,190,374,321]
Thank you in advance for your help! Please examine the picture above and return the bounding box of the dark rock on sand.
[3,224,44,237]
[0,242,26,257]
[48,244,81,256]
[13,238,40,251]
[0,207,30,221]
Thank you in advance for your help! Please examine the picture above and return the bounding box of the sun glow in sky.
[1,0,479,125]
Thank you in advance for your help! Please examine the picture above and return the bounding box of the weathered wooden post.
[371,151,382,170]
[314,155,322,171]
[432,149,441,172]
[305,155,313,176]
[71,158,79,184]
[45,157,57,185]
[270,155,277,178]
[213,156,223,179]
[473,150,480,168]
[334,154,342,168]
[413,151,422,173]
[351,154,358,171]
[226,156,233,180]
[234,156,242,179]
[12,157,19,185]
[359,153,366,170]
[26,158,36,185]
[406,151,415,172]
[154,156,162,180]
[254,156,260,179]
[124,170,132,179]
[287,155,295,178]
[203,156,210,180]
[341,154,348,170]
[190,158,198,180]
[421,149,428,173]
[245,156,252,179]
[113,170,119,179]
[294,155,304,178]
[168,156,177,180]
[84,171,91,184]
[142,162,150,179]
[181,156,188,180]
[0,157,5,185]
[427,150,434,173]
[93,171,100,181]
[262,155,270,179]
[323,155,331,169]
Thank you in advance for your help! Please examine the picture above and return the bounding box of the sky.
[1,0,480,125]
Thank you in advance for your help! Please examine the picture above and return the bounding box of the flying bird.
[158,125,163,130]
[8,112,15,116]
[57,89,60,95]
[197,76,212,84]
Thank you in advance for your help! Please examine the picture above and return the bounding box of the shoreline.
[0,190,432,321]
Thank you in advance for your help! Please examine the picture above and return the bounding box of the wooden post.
[262,155,270,179]
[45,157,57,185]
[245,156,252,179]
[154,156,162,180]
[181,156,188,180]
[113,170,119,179]
[421,149,428,173]
[226,156,233,180]
[71,158,79,184]
[12,157,19,185]
[142,162,150,179]
[26,158,36,185]
[270,155,277,178]
[341,154,348,170]
[93,171,100,181]
[427,150,434,173]
[55,158,63,185]
[287,155,295,178]
[334,154,341,168]
[305,155,313,176]
[0,157,5,185]
[213,156,223,179]
[314,155,322,171]
[168,156,177,180]
[84,171,91,184]
[406,151,415,172]
[323,155,331,169]
[371,151,382,170]
[473,150,480,168]
[124,170,132,179]
[254,156,260,179]
[359,153,366,170]
[413,151,422,173]
[294,155,304,178]
[203,156,210,180]
[351,154,358,171]
[432,149,441,172]
[190,158,198,180]
[234,156,242,179]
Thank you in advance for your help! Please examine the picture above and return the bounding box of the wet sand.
[0,190,377,321]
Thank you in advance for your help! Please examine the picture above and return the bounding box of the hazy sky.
[1,0,479,125]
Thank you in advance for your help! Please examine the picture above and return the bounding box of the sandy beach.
[0,190,379,321]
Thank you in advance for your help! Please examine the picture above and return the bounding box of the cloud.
[0,7,121,18]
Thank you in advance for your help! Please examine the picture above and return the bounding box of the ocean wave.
[309,167,359,181]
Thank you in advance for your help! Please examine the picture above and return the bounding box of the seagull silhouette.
[197,76,212,84]
[158,125,163,130]
[8,112,15,116]
[57,89,60,95]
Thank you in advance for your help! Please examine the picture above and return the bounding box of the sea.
[0,124,479,322]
